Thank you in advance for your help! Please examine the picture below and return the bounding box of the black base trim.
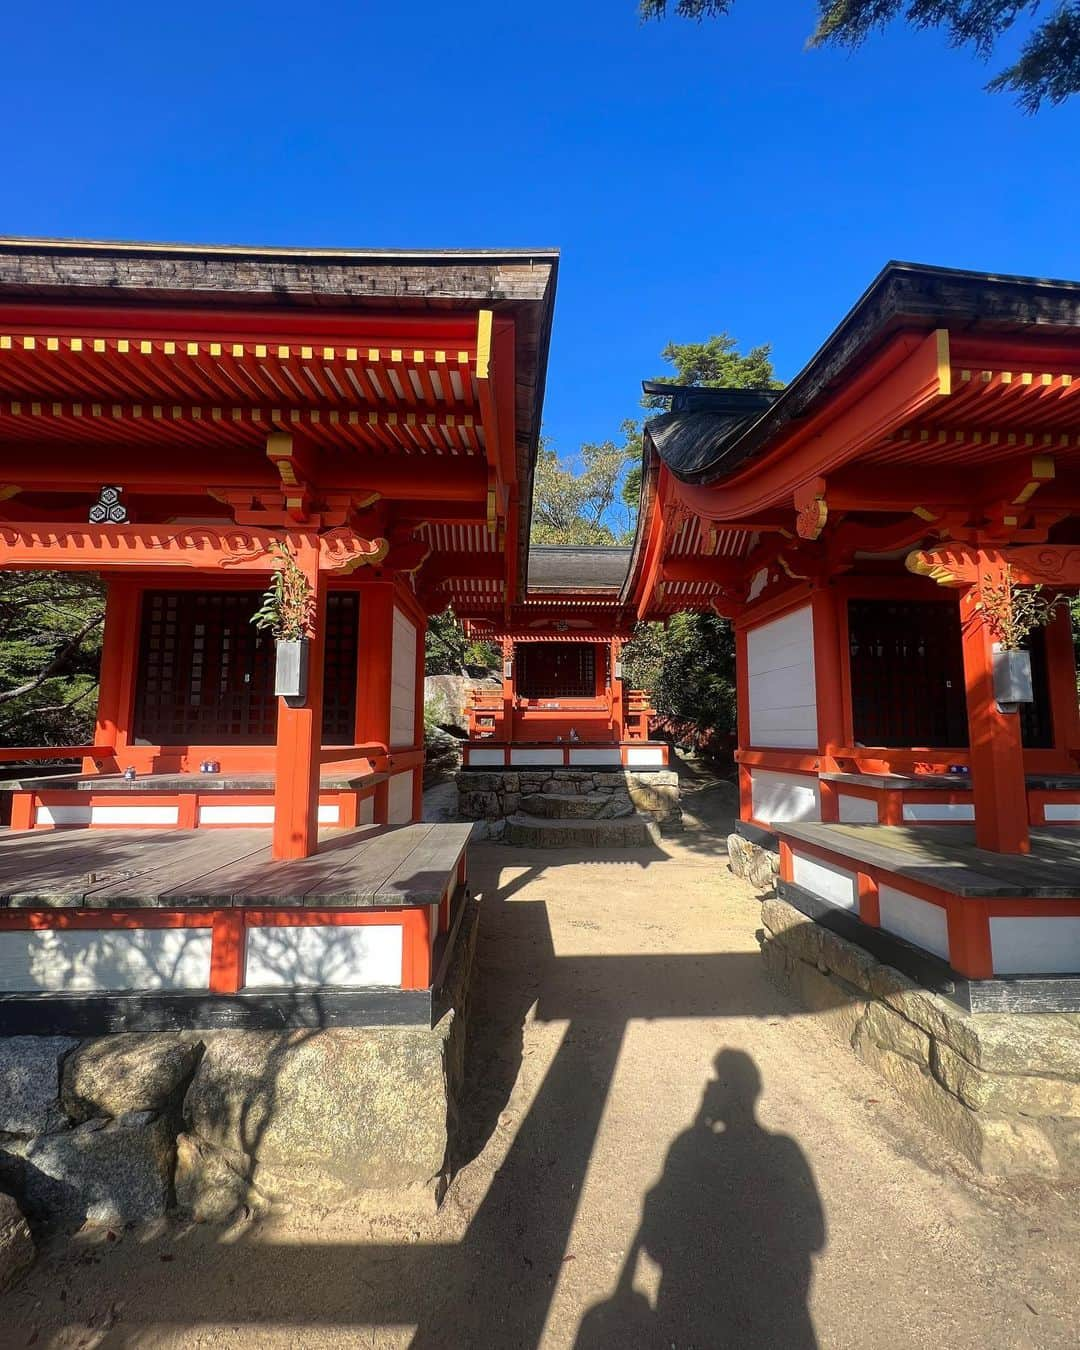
[778,879,968,1005]
[735,819,778,850]
[778,881,1080,1014]
[0,987,433,1035]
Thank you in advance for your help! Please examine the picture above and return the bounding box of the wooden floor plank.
[155,828,377,905]
[301,824,439,906]
[374,824,473,906]
[87,831,273,907]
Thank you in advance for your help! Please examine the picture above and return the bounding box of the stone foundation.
[727,831,779,891]
[0,897,478,1229]
[759,897,1080,1178]
[457,767,681,840]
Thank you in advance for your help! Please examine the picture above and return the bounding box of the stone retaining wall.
[760,897,1080,1178]
[0,897,478,1232]
[457,767,681,839]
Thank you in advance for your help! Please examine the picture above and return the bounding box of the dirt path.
[6,778,1080,1348]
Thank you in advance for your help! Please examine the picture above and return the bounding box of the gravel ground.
[5,772,1080,1348]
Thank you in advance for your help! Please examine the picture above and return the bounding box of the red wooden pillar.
[90,578,139,773]
[412,611,427,821]
[610,639,625,740]
[1044,606,1080,764]
[272,536,327,861]
[356,583,393,749]
[812,585,845,824]
[501,638,514,743]
[960,558,1029,854]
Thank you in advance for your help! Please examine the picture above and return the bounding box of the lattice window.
[516,643,596,699]
[848,599,969,748]
[133,590,358,746]
[847,599,1054,750]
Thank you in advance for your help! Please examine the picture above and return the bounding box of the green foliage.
[643,334,783,405]
[530,428,640,545]
[464,637,501,670]
[425,608,469,675]
[0,572,105,748]
[639,0,1080,111]
[623,611,736,743]
[250,540,314,641]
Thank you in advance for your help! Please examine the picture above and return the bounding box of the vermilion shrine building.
[0,237,557,1026]
[462,544,663,770]
[625,262,1080,1004]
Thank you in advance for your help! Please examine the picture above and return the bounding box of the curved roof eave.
[651,260,1080,489]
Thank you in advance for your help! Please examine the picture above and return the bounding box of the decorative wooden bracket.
[794,477,828,541]
[266,432,315,522]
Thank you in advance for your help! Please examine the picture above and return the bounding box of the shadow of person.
[575,1049,824,1349]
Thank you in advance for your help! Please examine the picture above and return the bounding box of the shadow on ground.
[7,765,831,1348]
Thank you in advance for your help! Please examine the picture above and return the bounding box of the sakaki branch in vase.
[251,540,316,703]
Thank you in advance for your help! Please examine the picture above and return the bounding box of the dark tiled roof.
[527,545,632,591]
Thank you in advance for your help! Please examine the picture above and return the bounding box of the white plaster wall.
[747,606,818,749]
[359,795,376,825]
[0,928,213,993]
[199,804,275,825]
[750,769,821,825]
[838,793,879,823]
[244,924,403,988]
[626,746,665,767]
[569,748,621,767]
[387,770,415,824]
[36,805,91,826]
[878,884,950,960]
[791,852,858,911]
[990,916,1080,975]
[510,749,563,766]
[902,803,975,822]
[90,805,180,826]
[390,608,418,748]
[468,748,506,767]
[1043,804,1080,822]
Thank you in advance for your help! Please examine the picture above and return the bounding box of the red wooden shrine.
[623,262,1080,989]
[461,545,666,769]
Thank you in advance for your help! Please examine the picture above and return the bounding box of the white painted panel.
[317,804,340,824]
[838,792,879,823]
[626,746,665,767]
[878,884,950,960]
[510,749,564,766]
[387,770,414,824]
[569,748,621,766]
[244,924,403,988]
[36,805,92,826]
[468,748,507,767]
[90,805,180,826]
[791,852,857,911]
[990,916,1080,975]
[750,769,820,825]
[902,803,975,822]
[390,609,418,747]
[0,928,212,993]
[199,804,275,825]
[747,606,818,749]
[358,795,375,825]
[1044,804,1080,822]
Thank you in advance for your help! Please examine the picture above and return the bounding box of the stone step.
[519,792,634,820]
[504,812,659,849]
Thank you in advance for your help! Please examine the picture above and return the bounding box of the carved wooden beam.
[0,523,389,573]
[906,543,1080,588]
[794,477,828,541]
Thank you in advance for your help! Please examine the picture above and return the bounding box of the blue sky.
[5,1,1078,460]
